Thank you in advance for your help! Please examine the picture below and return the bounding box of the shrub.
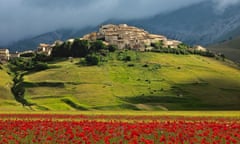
[142,64,149,68]
[34,62,49,71]
[123,56,131,62]
[20,52,35,57]
[127,63,135,67]
[108,45,117,52]
[33,53,53,62]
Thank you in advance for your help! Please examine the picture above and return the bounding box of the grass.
[20,52,240,111]
[0,66,13,100]
[0,65,26,111]
[0,111,239,118]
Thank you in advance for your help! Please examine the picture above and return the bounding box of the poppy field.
[0,112,240,144]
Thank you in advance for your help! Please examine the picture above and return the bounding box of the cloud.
[0,0,239,45]
[213,0,240,12]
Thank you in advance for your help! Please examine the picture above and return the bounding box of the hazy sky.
[0,0,239,45]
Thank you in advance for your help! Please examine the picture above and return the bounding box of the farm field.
[0,111,239,143]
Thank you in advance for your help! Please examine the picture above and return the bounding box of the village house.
[0,48,10,62]
[37,43,52,56]
[164,40,182,48]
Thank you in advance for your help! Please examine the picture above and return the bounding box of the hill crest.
[38,24,207,57]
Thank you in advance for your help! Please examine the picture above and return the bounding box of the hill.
[208,36,240,64]
[19,52,240,111]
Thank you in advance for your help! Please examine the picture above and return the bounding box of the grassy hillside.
[208,36,240,63]
[21,52,240,111]
[0,65,25,110]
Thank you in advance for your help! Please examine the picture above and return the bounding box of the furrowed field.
[0,112,239,144]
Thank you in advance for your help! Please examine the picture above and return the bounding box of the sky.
[0,0,240,45]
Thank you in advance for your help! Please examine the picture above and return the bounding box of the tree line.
[51,39,117,65]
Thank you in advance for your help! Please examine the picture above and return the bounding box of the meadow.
[1,51,240,111]
[20,52,240,111]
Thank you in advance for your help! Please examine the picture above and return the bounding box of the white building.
[0,48,10,61]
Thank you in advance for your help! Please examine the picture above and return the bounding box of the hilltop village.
[0,24,207,62]
[82,24,181,50]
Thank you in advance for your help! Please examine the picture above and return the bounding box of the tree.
[51,42,71,57]
[71,39,89,57]
[33,53,52,62]
[90,40,106,53]
[85,54,99,65]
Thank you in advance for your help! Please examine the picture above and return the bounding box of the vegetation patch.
[92,104,140,110]
[61,98,88,110]
[35,105,50,111]
[3,50,240,111]
[31,96,65,100]
[23,82,64,88]
[120,95,190,104]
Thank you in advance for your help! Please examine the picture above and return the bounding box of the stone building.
[0,48,10,61]
[37,40,63,56]
[164,40,182,48]
[37,43,52,56]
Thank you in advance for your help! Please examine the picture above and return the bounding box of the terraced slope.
[22,52,240,110]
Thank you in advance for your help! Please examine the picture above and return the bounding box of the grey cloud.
[0,0,239,45]
[22,0,93,9]
[213,0,240,12]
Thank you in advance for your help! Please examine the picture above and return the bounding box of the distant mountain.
[126,1,240,46]
[9,27,97,52]
[208,36,240,63]
[8,1,240,53]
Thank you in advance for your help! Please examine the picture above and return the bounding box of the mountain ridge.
[208,36,240,63]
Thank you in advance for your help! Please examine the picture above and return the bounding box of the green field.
[0,66,25,111]
[12,52,239,111]
[1,111,239,118]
